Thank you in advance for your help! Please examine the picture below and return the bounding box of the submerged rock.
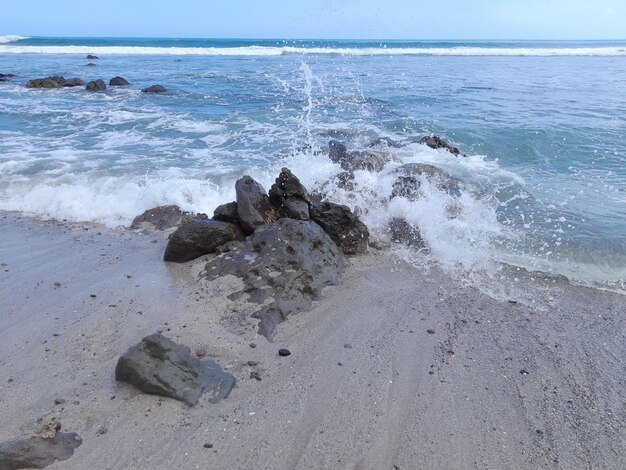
[85,63,97,67]
[204,218,345,339]
[418,135,464,156]
[85,79,106,91]
[0,433,82,470]
[142,84,166,93]
[310,201,369,255]
[62,78,85,87]
[115,333,235,406]
[109,76,130,86]
[131,205,187,231]
[268,167,311,219]
[328,140,389,172]
[235,176,279,234]
[164,219,244,263]
[86,54,99,59]
[391,163,461,200]
[26,76,65,89]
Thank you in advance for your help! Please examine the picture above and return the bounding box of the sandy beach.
[0,212,624,469]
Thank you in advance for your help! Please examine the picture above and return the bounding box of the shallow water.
[0,37,624,290]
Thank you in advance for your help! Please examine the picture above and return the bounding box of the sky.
[1,0,625,40]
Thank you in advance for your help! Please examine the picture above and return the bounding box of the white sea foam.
[0,35,29,44]
[1,45,625,56]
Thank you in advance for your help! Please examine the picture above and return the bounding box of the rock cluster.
[0,431,82,470]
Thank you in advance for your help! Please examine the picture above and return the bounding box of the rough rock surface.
[62,78,85,87]
[0,433,82,470]
[85,79,106,92]
[26,76,65,89]
[328,140,389,172]
[310,201,369,255]
[268,168,311,219]
[418,135,464,156]
[131,205,187,231]
[163,220,244,263]
[391,163,461,200]
[204,218,345,339]
[235,176,279,234]
[115,334,235,406]
[86,54,99,59]
[142,84,166,93]
[212,202,239,224]
[109,76,130,86]
[388,218,425,248]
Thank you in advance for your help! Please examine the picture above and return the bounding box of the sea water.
[0,37,624,290]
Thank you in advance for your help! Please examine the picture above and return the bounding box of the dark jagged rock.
[0,433,82,470]
[115,334,235,406]
[391,163,461,200]
[130,205,186,230]
[235,176,279,234]
[328,140,389,172]
[0,73,16,78]
[163,220,244,263]
[62,78,85,87]
[85,79,106,92]
[204,219,345,340]
[142,84,166,93]
[310,201,369,255]
[109,76,130,86]
[86,54,99,59]
[212,202,239,224]
[268,168,311,219]
[368,137,402,148]
[26,76,65,89]
[418,135,463,156]
[388,218,425,248]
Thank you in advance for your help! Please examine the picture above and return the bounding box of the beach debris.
[388,217,424,249]
[163,220,245,263]
[310,201,369,255]
[26,76,65,89]
[96,426,107,436]
[142,84,166,93]
[268,168,311,220]
[278,349,291,357]
[417,135,464,157]
[115,333,236,406]
[109,76,130,86]
[86,54,99,59]
[85,79,106,91]
[235,176,279,234]
[62,78,85,87]
[0,431,82,470]
[205,218,345,339]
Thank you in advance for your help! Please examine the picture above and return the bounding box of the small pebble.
[195,348,207,358]
[96,426,107,436]
[278,348,291,357]
[520,369,529,375]
[249,343,257,349]
[54,398,66,405]
[250,371,261,381]
[343,343,353,349]
[203,443,213,449]
[247,360,258,366]
[89,294,97,298]
[427,329,435,334]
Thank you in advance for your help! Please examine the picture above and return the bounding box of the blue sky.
[1,0,625,39]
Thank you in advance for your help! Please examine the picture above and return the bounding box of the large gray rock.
[310,201,369,255]
[212,201,239,224]
[109,76,130,86]
[85,79,106,92]
[328,140,389,172]
[164,219,244,263]
[26,76,65,89]
[235,176,278,234]
[0,433,82,470]
[388,218,425,248]
[205,219,345,339]
[268,168,311,219]
[115,334,235,406]
[418,135,464,156]
[391,163,461,200]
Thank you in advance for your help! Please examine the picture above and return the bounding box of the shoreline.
[1,212,625,468]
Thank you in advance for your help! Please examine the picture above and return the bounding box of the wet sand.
[1,213,624,469]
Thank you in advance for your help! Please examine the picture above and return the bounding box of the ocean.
[0,36,624,291]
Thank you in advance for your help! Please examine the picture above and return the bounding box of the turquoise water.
[0,36,624,289]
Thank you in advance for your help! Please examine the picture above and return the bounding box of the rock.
[142,84,166,93]
[109,76,130,86]
[26,76,65,89]
[310,201,369,255]
[195,348,207,358]
[212,202,239,224]
[278,349,291,357]
[204,219,345,339]
[0,73,16,78]
[85,63,97,67]
[203,443,213,449]
[85,79,106,92]
[250,371,261,381]
[427,329,435,334]
[235,176,279,234]
[62,78,85,87]
[86,54,99,59]
[268,168,311,219]
[130,205,186,230]
[328,140,389,172]
[391,163,461,199]
[163,220,244,263]
[368,137,402,148]
[53,398,66,405]
[115,333,236,406]
[388,218,425,248]
[418,135,463,156]
[0,433,82,470]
